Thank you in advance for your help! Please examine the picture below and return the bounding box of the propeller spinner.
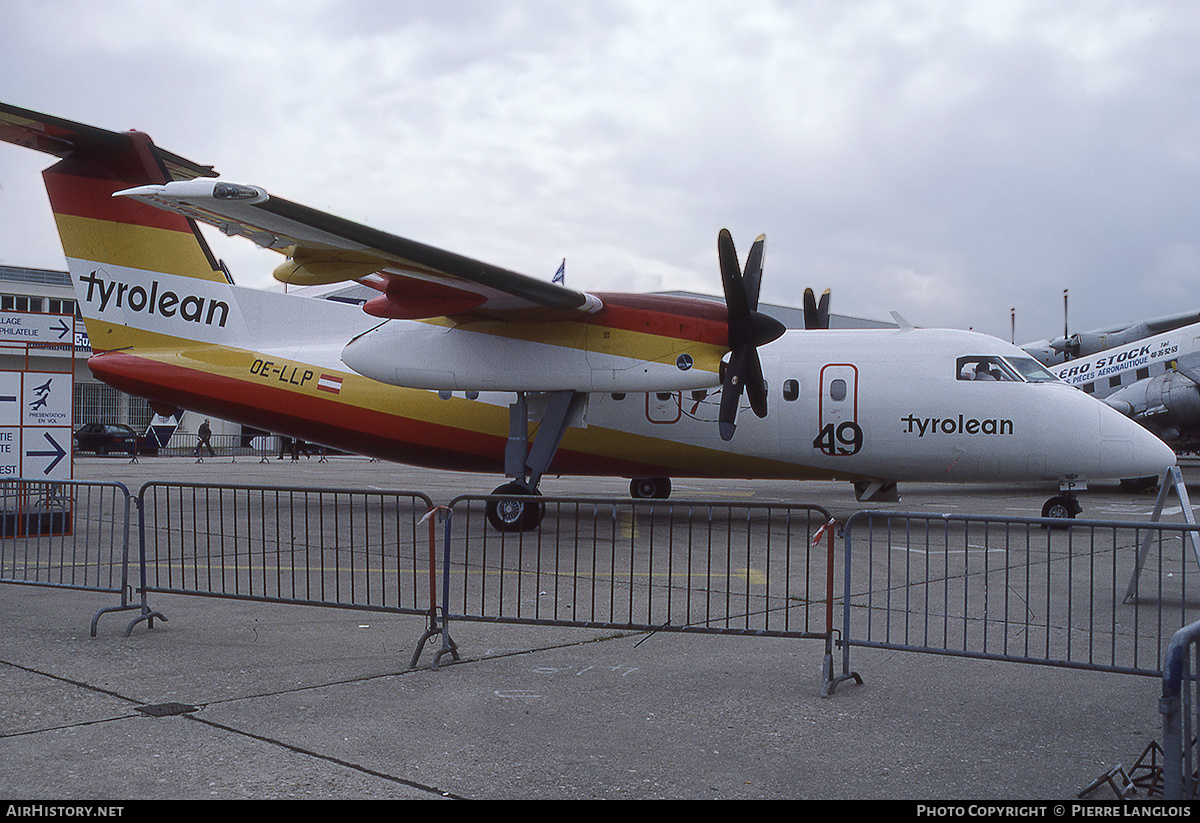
[717,230,786,441]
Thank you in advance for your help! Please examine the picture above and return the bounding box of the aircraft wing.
[0,101,600,323]
[117,178,602,321]
[1172,351,1200,386]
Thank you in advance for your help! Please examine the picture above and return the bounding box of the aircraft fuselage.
[78,267,1172,488]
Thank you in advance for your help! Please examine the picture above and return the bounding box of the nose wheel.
[1041,493,1082,521]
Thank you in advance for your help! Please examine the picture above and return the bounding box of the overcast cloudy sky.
[1,0,1198,344]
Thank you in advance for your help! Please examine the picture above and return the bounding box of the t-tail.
[0,102,239,353]
[0,103,359,445]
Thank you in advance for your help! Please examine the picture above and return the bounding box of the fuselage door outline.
[815,363,863,457]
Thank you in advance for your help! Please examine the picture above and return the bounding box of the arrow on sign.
[27,432,66,475]
[52,319,70,339]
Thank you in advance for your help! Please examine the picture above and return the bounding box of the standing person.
[196,418,215,458]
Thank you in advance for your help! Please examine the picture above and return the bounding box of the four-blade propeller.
[718,229,786,441]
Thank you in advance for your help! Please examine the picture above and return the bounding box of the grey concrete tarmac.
[0,455,1190,800]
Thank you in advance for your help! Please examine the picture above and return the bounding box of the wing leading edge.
[117,178,603,322]
[0,101,600,322]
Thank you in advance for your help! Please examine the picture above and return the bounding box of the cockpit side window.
[956,356,1019,382]
[1004,356,1061,383]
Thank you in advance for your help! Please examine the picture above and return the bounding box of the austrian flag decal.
[317,374,343,394]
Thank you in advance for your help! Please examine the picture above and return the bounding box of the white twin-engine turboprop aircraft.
[0,102,1176,529]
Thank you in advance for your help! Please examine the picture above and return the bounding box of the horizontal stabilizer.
[0,101,217,181]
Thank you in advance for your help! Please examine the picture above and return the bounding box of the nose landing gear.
[1042,477,1084,524]
[1041,493,1082,521]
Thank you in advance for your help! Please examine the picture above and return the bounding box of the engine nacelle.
[341,319,726,393]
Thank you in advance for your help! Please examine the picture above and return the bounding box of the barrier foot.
[821,649,863,697]
[820,633,862,697]
[122,606,168,637]
[89,603,144,637]
[409,609,459,670]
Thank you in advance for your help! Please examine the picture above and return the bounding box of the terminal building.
[0,263,139,430]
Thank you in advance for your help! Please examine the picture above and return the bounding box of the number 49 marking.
[813,421,863,456]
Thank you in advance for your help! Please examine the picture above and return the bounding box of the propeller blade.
[743,349,768,418]
[716,230,784,440]
[803,288,817,329]
[742,234,765,310]
[719,229,750,333]
[804,288,831,330]
[719,349,747,442]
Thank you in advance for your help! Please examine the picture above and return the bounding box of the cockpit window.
[1004,356,1060,383]
[957,356,1019,382]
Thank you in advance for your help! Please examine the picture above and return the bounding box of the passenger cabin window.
[782,379,799,401]
[829,379,847,401]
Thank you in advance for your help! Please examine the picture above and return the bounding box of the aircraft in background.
[1023,310,1200,366]
[0,102,1176,528]
[1048,319,1200,456]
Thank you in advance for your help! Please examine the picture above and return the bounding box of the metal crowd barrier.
[427,496,838,670]
[16,475,1200,700]
[146,433,288,461]
[839,511,1200,680]
[1161,620,1200,799]
[0,479,138,636]
[135,483,439,652]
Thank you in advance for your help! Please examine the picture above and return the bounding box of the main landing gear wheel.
[629,477,672,500]
[485,482,545,532]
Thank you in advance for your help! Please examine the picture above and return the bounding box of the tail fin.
[1,103,233,350]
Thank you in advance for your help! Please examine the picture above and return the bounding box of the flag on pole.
[553,259,565,284]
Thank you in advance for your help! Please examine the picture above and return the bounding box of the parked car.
[74,423,157,455]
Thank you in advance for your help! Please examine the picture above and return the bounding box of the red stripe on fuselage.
[86,352,677,478]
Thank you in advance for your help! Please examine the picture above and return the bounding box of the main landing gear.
[629,477,672,500]
[485,391,585,533]
[485,480,545,532]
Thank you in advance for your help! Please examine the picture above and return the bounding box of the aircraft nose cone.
[1096,402,1176,480]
